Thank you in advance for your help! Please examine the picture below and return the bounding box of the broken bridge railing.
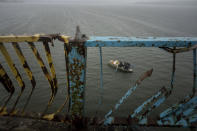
[0,27,197,128]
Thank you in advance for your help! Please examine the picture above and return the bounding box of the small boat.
[108,60,133,73]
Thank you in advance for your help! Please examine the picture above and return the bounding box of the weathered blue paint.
[157,96,197,126]
[1,33,197,127]
[176,119,188,127]
[158,49,196,122]
[67,46,87,117]
[170,52,176,90]
[193,49,196,93]
[104,85,138,125]
[134,52,176,124]
[159,104,176,119]
[105,110,112,119]
[85,36,197,47]
[115,85,138,110]
[188,114,197,123]
[175,100,197,116]
[139,95,166,124]
[170,70,175,89]
[182,108,194,117]
[139,118,147,125]
[99,47,103,105]
[130,87,164,118]
[104,117,114,125]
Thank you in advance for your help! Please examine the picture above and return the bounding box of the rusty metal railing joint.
[0,27,197,128]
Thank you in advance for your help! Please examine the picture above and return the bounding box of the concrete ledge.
[0,116,195,131]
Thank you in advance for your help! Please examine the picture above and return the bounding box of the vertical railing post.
[66,26,87,118]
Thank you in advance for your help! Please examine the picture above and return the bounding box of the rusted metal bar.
[99,47,103,105]
[192,49,196,96]
[43,95,69,121]
[65,26,87,118]
[170,47,176,90]
[0,42,25,115]
[41,41,64,121]
[136,51,176,124]
[159,44,197,53]
[0,63,15,115]
[176,110,197,127]
[130,86,167,119]
[28,42,55,115]
[157,49,197,126]
[0,34,59,43]
[12,42,36,113]
[158,49,196,120]
[104,69,153,125]
[0,43,25,90]
[135,69,154,85]
[0,33,197,127]
[43,35,70,121]
[1,35,197,47]
[0,35,40,43]
[12,42,36,88]
[128,50,176,125]
[0,63,15,94]
[157,96,197,126]
[64,41,71,112]
[85,37,197,47]
[42,41,58,95]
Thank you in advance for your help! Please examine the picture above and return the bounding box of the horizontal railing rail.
[85,36,197,47]
[0,27,197,128]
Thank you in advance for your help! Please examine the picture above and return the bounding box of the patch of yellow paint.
[43,113,55,120]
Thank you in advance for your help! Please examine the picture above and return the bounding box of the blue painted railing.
[86,36,197,47]
[83,34,197,127]
[0,27,197,127]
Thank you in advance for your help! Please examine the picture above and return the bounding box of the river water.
[0,2,197,119]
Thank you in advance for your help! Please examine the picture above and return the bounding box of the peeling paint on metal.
[0,34,40,43]
[86,37,197,47]
[0,34,197,127]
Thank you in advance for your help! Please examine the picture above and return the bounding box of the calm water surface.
[0,2,197,118]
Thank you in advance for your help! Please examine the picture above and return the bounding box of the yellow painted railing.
[0,34,70,121]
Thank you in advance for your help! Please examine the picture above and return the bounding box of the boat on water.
[108,60,133,73]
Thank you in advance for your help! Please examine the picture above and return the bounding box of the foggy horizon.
[1,0,197,5]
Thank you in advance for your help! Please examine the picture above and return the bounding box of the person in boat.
[118,61,124,68]
[118,61,131,70]
[124,62,130,70]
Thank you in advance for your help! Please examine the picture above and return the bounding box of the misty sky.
[28,0,187,1]
[23,0,193,3]
[1,0,196,6]
[21,0,197,5]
